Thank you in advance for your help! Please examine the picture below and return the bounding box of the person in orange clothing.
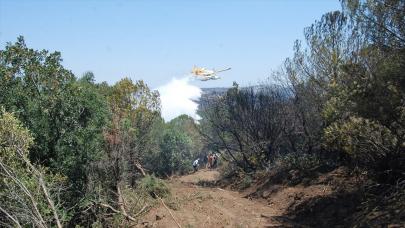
[207,153,213,169]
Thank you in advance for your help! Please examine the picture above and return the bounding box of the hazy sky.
[0,0,341,89]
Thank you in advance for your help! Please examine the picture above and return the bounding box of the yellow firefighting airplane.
[191,66,231,81]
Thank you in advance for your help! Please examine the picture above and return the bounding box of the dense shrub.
[274,153,322,172]
[324,117,398,167]
[137,175,171,198]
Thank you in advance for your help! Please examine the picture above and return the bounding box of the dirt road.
[138,169,285,228]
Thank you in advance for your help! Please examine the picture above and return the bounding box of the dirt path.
[137,169,285,228]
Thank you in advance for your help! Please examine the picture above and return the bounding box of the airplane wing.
[214,67,231,73]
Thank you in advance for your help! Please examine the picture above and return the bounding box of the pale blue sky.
[0,0,341,88]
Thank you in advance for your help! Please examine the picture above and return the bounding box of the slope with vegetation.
[0,37,205,226]
[0,0,404,227]
[198,0,404,226]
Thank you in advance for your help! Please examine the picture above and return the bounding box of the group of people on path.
[206,153,218,169]
[192,153,218,172]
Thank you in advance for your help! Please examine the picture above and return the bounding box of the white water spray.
[157,76,202,122]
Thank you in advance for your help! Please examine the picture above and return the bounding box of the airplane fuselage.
[191,66,230,81]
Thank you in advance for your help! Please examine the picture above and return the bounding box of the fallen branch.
[0,159,47,228]
[94,201,137,222]
[21,152,63,228]
[38,175,62,228]
[134,162,147,177]
[134,205,148,217]
[117,186,131,220]
[0,205,22,228]
[154,193,182,228]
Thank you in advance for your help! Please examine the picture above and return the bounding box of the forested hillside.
[1,0,404,227]
[198,0,404,226]
[0,37,205,226]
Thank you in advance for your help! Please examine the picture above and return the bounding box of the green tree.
[321,0,405,181]
[0,37,109,201]
[168,115,205,159]
[89,78,161,204]
[159,128,192,175]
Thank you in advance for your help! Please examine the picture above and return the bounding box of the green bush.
[275,153,321,171]
[137,175,170,198]
[239,175,253,189]
[219,160,242,179]
[324,116,397,168]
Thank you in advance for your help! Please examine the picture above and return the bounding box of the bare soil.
[137,169,332,228]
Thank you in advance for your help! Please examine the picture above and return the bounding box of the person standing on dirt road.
[212,154,218,168]
[193,158,200,172]
[207,154,213,169]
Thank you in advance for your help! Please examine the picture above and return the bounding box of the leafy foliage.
[158,127,193,175]
[137,175,170,198]
[143,115,203,176]
[0,38,109,201]
[0,109,66,227]
[1,0,404,226]
[200,0,404,185]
